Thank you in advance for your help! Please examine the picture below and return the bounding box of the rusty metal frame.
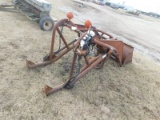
[26,16,134,96]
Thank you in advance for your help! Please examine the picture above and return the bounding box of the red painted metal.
[26,13,134,96]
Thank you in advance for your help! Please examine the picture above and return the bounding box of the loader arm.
[26,12,134,96]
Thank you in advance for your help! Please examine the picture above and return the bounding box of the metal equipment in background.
[26,12,134,96]
[0,0,54,31]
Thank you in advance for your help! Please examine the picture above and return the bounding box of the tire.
[39,16,54,31]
